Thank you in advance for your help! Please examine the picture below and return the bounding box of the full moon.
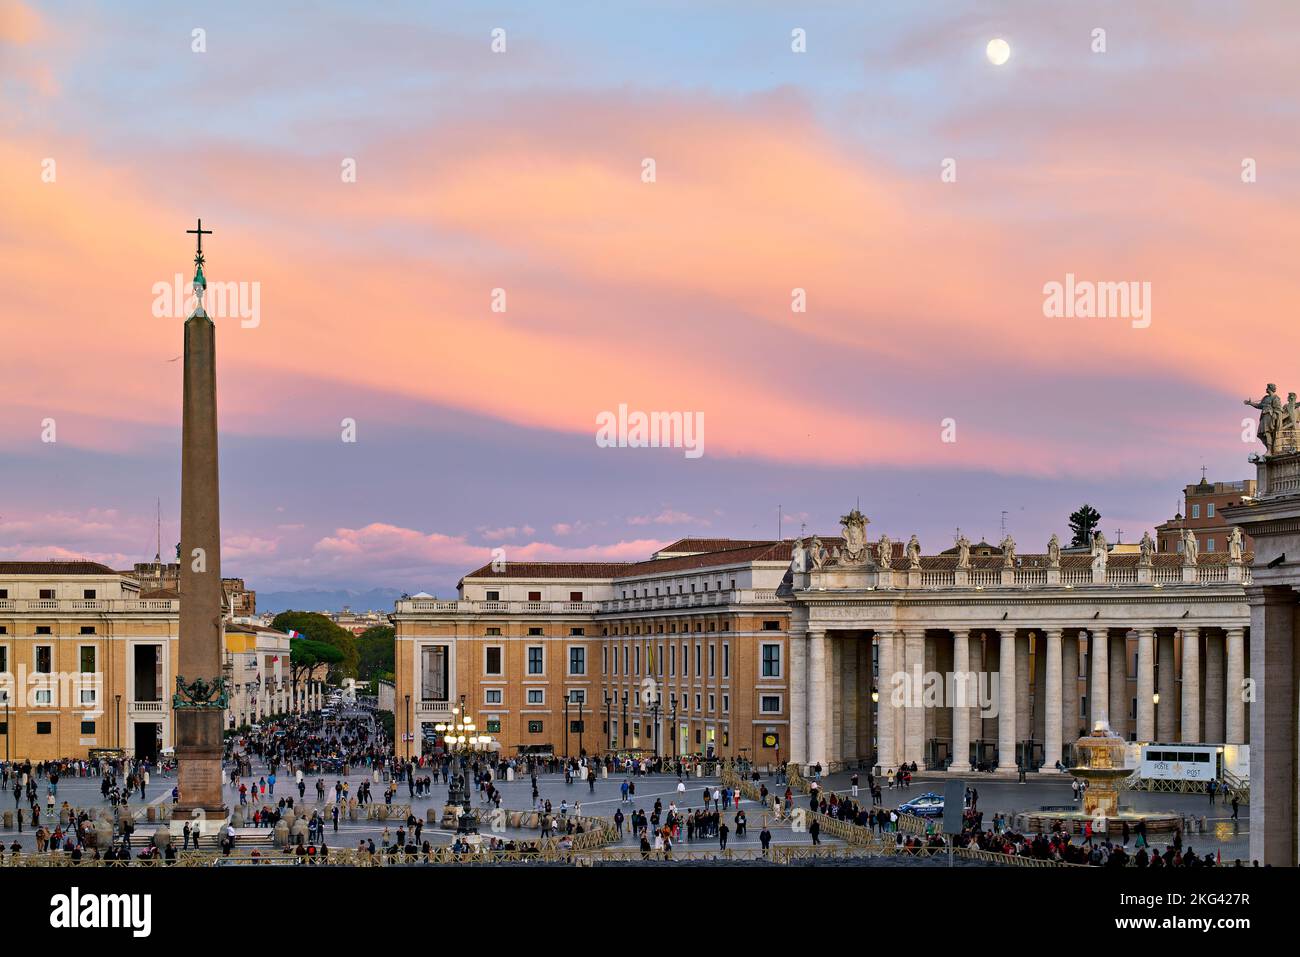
[986,37,1011,66]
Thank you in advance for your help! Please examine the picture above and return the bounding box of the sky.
[3,0,1298,596]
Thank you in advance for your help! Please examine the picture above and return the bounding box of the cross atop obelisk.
[186,218,212,264]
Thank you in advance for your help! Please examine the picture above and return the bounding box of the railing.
[396,599,602,614]
[0,598,178,613]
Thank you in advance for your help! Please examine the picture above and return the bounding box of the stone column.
[1109,632,1129,738]
[875,633,896,771]
[1204,631,1226,743]
[1089,629,1108,730]
[1015,632,1031,745]
[924,633,939,754]
[1156,630,1176,740]
[903,630,926,766]
[788,634,808,767]
[1032,633,1047,745]
[1180,628,1201,743]
[1043,629,1063,771]
[807,632,828,769]
[952,631,973,771]
[1248,586,1297,866]
[996,629,1017,771]
[1136,628,1155,741]
[1225,627,1246,744]
[842,637,859,766]
[827,637,841,768]
[1061,632,1079,746]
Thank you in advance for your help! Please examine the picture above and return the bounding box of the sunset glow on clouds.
[4,1,1299,596]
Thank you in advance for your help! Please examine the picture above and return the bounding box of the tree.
[289,637,345,697]
[356,624,395,682]
[1068,504,1102,548]
[272,611,358,681]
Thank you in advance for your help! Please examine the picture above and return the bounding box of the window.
[485,590,499,601]
[80,626,95,635]
[80,646,97,705]
[761,644,781,678]
[763,620,780,631]
[1206,538,1215,552]
[1207,503,1215,518]
[695,644,701,676]
[527,627,543,636]
[0,647,6,673]
[486,720,501,733]
[36,626,51,635]
[694,693,701,711]
[39,589,54,600]
[602,646,608,675]
[81,720,96,735]
[634,646,640,674]
[36,722,51,735]
[83,589,96,600]
[761,695,781,713]
[569,646,586,675]
[570,591,583,601]
[527,646,544,675]
[722,694,729,713]
[723,643,730,678]
[485,647,503,675]
[528,591,542,601]
[485,689,502,704]
[420,646,448,701]
[528,721,544,734]
[709,644,716,677]
[527,689,544,705]
[485,627,501,636]
[568,688,586,704]
[35,646,52,672]
[0,589,7,598]
[569,627,584,636]
[1191,504,1200,518]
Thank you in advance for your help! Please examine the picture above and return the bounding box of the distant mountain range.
[258,587,407,615]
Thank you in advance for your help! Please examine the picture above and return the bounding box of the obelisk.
[172,219,229,832]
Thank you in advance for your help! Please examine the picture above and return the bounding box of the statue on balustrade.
[1000,534,1016,567]
[906,535,922,570]
[1228,526,1244,563]
[877,535,892,569]
[1182,527,1198,566]
[1139,530,1155,566]
[1245,383,1285,456]
[1091,531,1108,574]
[809,536,829,570]
[790,536,808,573]
[1047,533,1061,567]
[954,533,971,569]
[836,507,870,565]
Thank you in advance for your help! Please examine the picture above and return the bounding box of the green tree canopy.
[356,624,395,682]
[1068,504,1102,548]
[272,610,358,681]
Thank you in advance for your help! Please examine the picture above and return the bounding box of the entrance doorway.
[133,721,160,763]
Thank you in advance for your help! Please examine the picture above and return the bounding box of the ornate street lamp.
[433,696,495,833]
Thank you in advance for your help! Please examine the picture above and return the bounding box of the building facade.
[0,562,179,762]
[392,541,792,761]
[1157,476,1257,555]
[780,518,1252,776]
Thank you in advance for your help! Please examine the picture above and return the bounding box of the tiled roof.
[460,562,640,580]
[0,561,120,576]
[655,538,777,554]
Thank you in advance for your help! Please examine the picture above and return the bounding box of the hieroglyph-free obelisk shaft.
[173,219,229,828]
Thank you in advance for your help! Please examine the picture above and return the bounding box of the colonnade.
[788,626,1249,773]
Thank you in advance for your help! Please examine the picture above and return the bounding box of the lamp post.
[432,695,494,833]
[604,691,612,752]
[564,695,571,759]
[670,693,678,761]
[651,691,662,758]
[114,694,121,749]
[577,697,585,757]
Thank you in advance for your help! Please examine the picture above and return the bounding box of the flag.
[286,630,304,641]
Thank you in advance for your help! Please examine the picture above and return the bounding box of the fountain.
[1019,723,1181,835]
